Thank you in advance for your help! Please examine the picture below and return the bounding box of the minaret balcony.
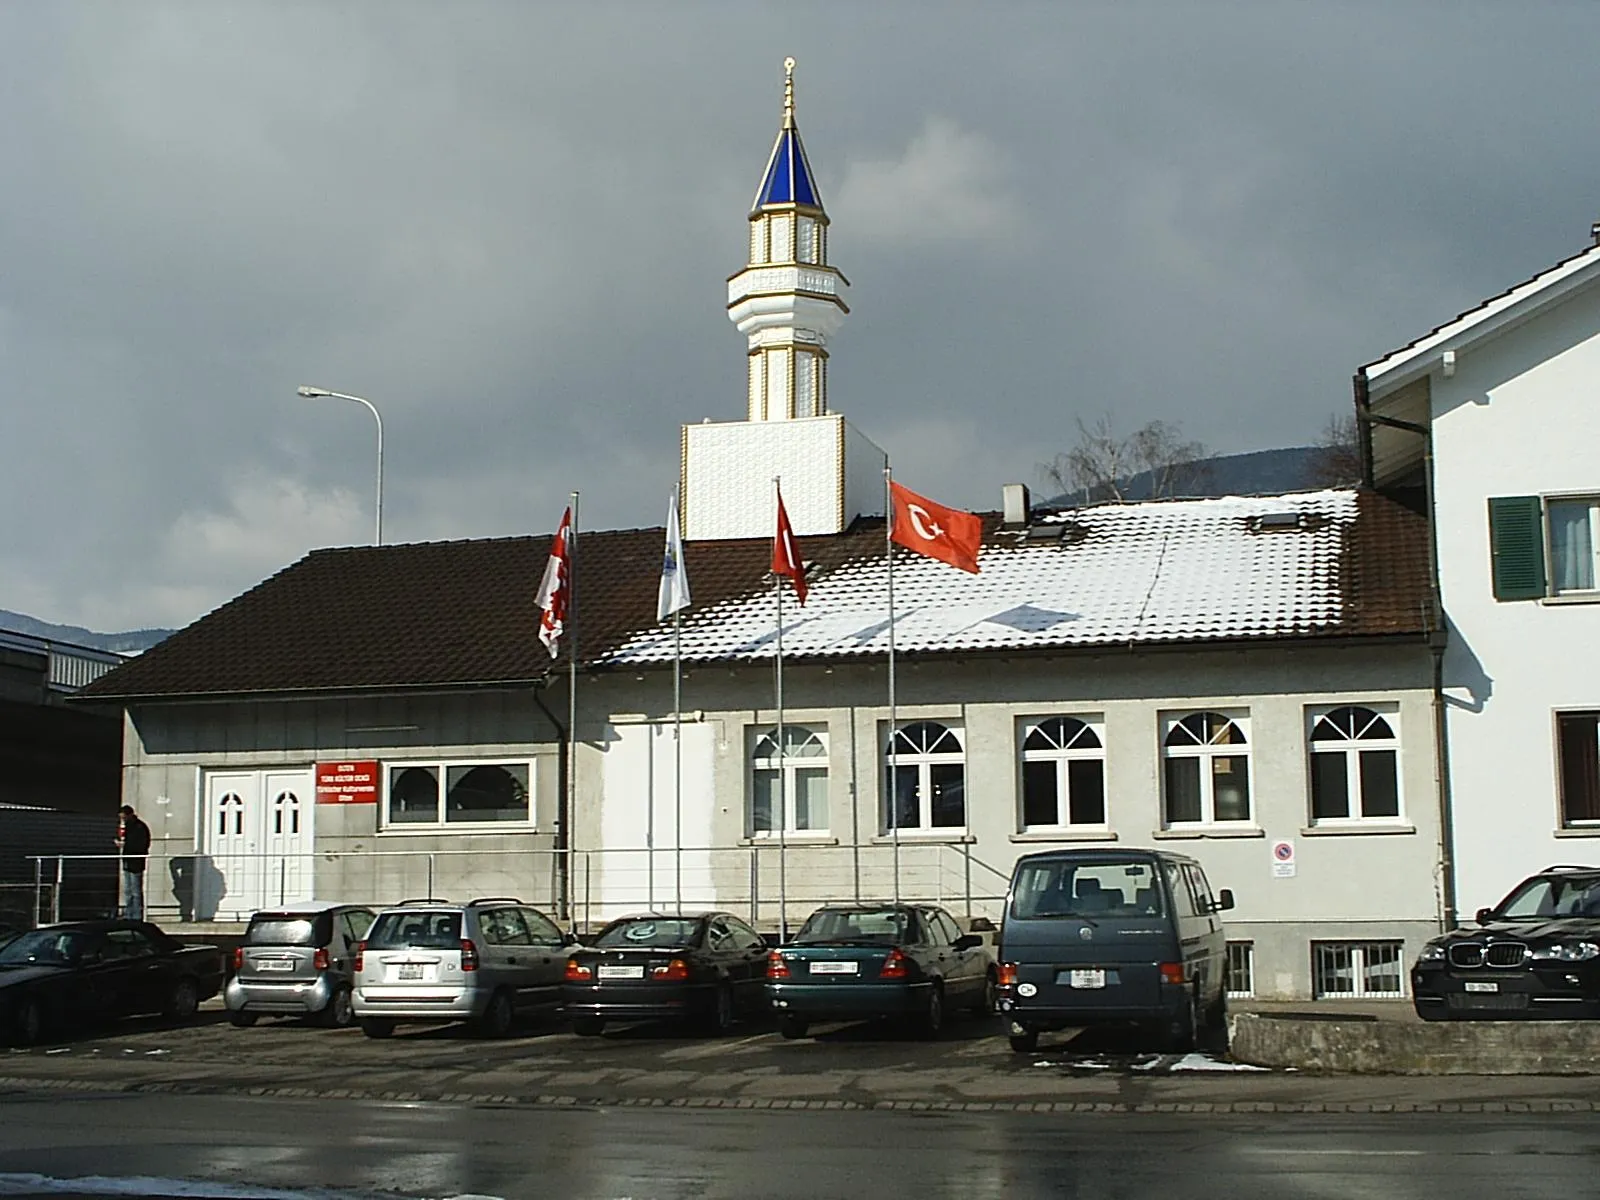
[727,266,849,340]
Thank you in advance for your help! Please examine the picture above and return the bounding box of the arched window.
[217,792,244,837]
[1020,716,1106,830]
[750,725,829,835]
[388,766,439,824]
[271,790,301,836]
[886,721,966,831]
[1162,711,1251,826]
[1309,705,1400,822]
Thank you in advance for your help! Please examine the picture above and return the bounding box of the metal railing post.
[749,847,759,928]
[31,857,41,928]
[427,853,435,900]
[53,857,63,924]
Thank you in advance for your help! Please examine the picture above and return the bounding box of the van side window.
[1163,862,1198,917]
[1183,864,1215,913]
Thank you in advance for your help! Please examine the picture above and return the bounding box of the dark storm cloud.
[3,2,1598,629]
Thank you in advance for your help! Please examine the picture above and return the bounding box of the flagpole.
[773,478,789,943]
[673,608,683,914]
[565,490,579,924]
[885,467,899,905]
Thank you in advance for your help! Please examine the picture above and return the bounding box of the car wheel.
[320,986,354,1029]
[1008,1027,1040,1054]
[14,998,43,1046]
[975,971,999,1016]
[703,983,735,1035]
[1158,998,1197,1053]
[165,978,200,1021]
[919,983,945,1040]
[1203,987,1227,1032]
[779,1015,809,1040]
[360,1018,395,1039]
[228,1011,259,1029]
[572,1018,606,1037]
[474,990,515,1039]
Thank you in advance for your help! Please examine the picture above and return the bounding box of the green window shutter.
[1487,495,1546,601]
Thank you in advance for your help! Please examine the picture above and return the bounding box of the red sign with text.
[316,761,380,804]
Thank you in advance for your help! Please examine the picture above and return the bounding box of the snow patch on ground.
[1168,1053,1269,1072]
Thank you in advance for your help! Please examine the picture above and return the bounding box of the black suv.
[1413,864,1600,1020]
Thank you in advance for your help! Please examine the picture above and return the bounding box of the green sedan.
[766,903,997,1040]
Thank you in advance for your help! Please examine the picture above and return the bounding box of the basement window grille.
[1224,941,1254,998]
[1312,940,1406,999]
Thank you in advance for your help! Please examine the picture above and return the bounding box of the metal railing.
[22,841,1014,932]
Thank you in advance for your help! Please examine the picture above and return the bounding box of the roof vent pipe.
[1002,483,1030,528]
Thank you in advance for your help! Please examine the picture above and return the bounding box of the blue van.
[997,848,1233,1052]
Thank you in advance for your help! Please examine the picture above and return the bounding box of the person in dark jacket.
[118,806,152,921]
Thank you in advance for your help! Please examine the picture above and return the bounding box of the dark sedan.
[767,903,996,1040]
[0,920,225,1045]
[562,912,769,1036]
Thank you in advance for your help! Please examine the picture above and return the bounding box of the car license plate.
[396,963,424,981]
[598,964,644,980]
[1464,981,1499,994]
[809,961,859,975]
[1067,969,1106,989]
[256,959,294,972]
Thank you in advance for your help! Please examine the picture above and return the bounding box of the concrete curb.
[4,1074,1597,1114]
[1231,1012,1600,1074]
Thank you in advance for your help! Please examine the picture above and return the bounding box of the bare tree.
[1040,415,1211,503]
[1309,412,1362,487]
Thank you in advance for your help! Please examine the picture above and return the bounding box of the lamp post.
[297,386,384,546]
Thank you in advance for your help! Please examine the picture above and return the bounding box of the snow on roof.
[606,489,1363,664]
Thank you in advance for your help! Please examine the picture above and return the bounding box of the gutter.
[1357,378,1456,931]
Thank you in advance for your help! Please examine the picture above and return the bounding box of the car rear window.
[246,913,331,947]
[365,910,463,949]
[592,918,701,949]
[792,908,912,945]
[1010,859,1165,920]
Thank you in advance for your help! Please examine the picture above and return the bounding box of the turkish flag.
[772,488,808,605]
[890,481,983,574]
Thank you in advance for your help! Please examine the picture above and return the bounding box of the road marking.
[1239,1149,1427,1157]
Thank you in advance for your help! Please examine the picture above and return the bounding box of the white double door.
[203,769,315,919]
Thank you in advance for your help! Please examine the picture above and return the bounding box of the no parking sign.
[1271,839,1297,878]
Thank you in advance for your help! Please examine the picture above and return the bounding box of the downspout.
[533,678,570,922]
[1358,381,1456,931]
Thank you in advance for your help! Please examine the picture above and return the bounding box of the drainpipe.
[1357,377,1457,931]
[533,678,570,922]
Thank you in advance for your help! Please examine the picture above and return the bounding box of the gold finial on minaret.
[782,56,796,129]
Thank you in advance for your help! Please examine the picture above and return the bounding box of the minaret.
[681,58,885,542]
[727,57,850,422]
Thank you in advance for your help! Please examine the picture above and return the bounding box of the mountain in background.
[0,609,174,654]
[1042,445,1343,507]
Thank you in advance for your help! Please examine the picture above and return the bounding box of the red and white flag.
[536,506,573,657]
[890,481,983,574]
[771,487,807,606]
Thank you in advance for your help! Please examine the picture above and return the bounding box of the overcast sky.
[4,2,1599,633]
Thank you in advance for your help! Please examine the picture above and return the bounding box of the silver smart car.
[226,903,376,1028]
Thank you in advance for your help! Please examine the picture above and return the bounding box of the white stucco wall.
[1423,285,1600,914]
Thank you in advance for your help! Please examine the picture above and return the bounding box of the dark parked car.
[767,903,996,1040]
[0,920,225,1045]
[997,849,1232,1052]
[225,903,376,1028]
[562,912,769,1036]
[1413,864,1600,1020]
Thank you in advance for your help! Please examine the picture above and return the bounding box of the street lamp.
[297,386,384,546]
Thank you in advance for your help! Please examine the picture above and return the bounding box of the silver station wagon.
[353,897,576,1038]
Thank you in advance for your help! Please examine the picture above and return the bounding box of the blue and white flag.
[658,494,692,622]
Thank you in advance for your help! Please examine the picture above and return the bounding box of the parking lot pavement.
[6,1002,1600,1113]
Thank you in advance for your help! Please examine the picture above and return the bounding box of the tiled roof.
[79,489,1430,702]
[607,490,1429,665]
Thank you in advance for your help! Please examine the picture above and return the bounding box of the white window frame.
[1224,941,1255,999]
[885,720,967,834]
[1312,940,1406,1000]
[1307,704,1404,825]
[748,725,830,837]
[1547,495,1600,596]
[379,759,536,833]
[1160,710,1253,828]
[1018,715,1107,832]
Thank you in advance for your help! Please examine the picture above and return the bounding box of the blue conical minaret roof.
[752,59,822,212]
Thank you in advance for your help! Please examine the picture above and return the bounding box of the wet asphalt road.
[3,1089,1600,1200]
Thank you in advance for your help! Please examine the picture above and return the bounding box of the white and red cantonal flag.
[536,506,573,657]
